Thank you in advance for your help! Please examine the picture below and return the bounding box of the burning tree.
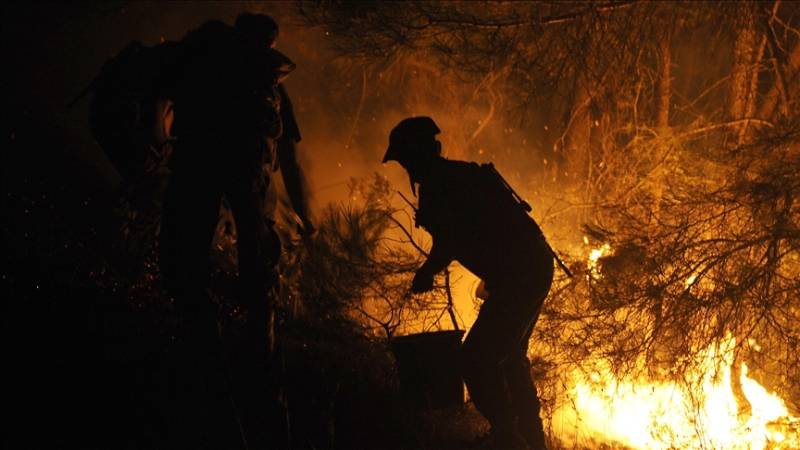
[298,1,800,448]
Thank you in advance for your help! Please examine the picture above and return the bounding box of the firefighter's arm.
[411,237,453,293]
[275,84,314,235]
[277,136,314,234]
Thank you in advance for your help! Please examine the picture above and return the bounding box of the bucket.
[390,329,465,410]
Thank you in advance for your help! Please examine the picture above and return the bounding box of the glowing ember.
[587,242,612,278]
[684,273,697,289]
[549,335,800,449]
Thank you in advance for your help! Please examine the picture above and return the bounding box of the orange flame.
[550,335,799,449]
[547,244,800,449]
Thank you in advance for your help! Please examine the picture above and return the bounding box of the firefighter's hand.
[297,217,316,240]
[410,269,434,293]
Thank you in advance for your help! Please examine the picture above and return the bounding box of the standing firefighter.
[158,13,313,449]
[383,117,554,450]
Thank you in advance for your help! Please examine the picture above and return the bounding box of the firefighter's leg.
[226,172,279,358]
[159,161,223,343]
[507,254,554,450]
[507,311,547,450]
[461,297,529,449]
[226,175,286,450]
[159,163,236,448]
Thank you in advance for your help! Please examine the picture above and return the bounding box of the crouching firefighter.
[382,117,559,450]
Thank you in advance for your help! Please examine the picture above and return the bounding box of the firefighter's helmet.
[382,116,441,164]
[235,13,279,46]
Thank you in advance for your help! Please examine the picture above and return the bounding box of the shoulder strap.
[480,162,532,212]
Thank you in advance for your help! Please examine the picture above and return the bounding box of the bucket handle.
[444,269,460,331]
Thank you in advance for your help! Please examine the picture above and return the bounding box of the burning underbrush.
[529,124,800,449]
[550,334,800,449]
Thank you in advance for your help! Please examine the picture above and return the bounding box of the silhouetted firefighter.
[383,117,556,450]
[156,14,313,449]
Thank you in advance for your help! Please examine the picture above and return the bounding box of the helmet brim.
[382,144,400,164]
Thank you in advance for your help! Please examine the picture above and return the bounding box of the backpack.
[81,24,295,182]
[480,162,573,277]
[84,40,182,181]
[477,163,543,232]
